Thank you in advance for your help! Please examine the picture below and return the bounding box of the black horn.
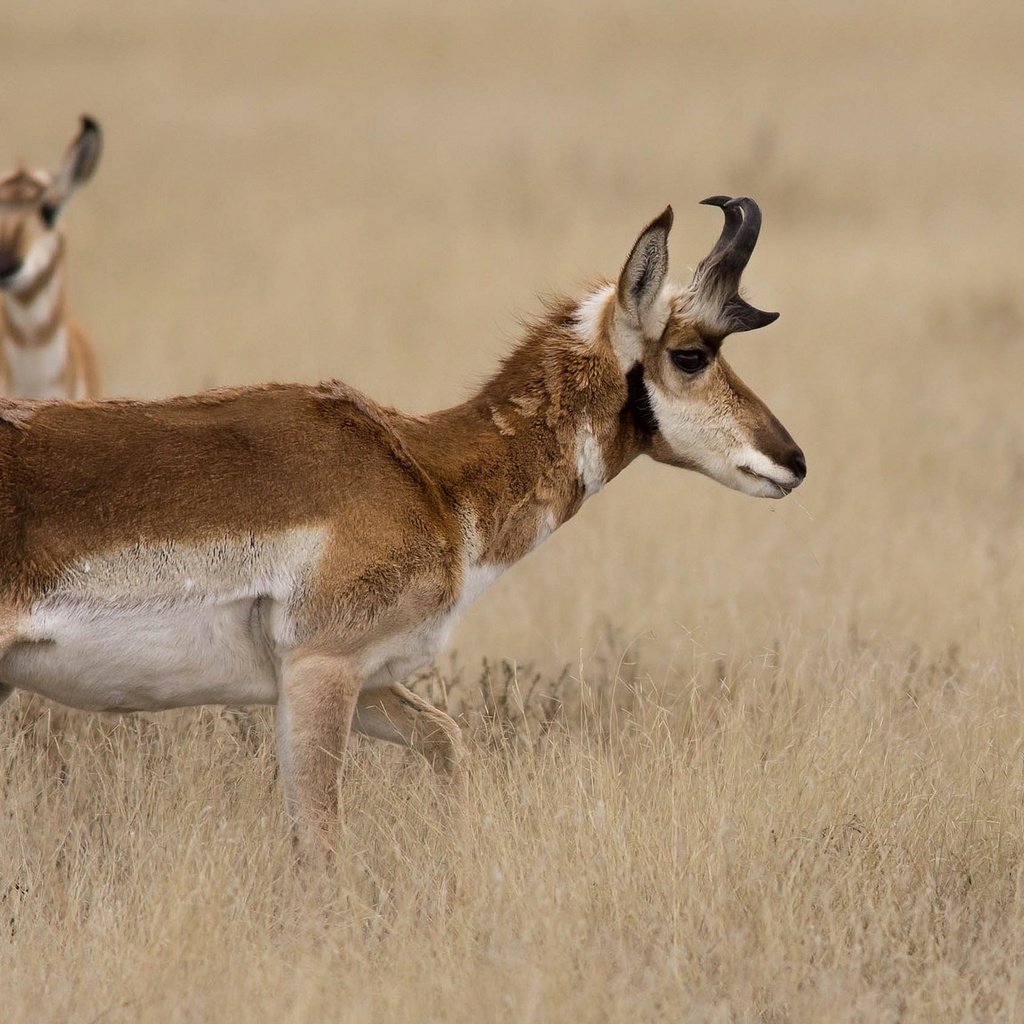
[694,196,744,275]
[692,196,777,333]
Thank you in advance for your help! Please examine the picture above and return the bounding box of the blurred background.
[3,0,1022,678]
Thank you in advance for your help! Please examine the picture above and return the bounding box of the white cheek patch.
[647,380,799,498]
[646,382,726,467]
[646,379,754,491]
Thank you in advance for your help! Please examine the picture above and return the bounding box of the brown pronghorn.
[0,197,804,838]
[0,116,103,400]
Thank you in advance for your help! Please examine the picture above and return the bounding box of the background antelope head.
[0,116,102,295]
[613,197,806,498]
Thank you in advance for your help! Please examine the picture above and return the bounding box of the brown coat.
[0,199,804,839]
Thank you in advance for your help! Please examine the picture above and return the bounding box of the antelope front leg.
[276,652,360,841]
[353,682,466,785]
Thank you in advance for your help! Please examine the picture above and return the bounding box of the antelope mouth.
[738,465,796,497]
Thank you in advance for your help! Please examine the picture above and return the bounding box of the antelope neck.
[2,239,66,348]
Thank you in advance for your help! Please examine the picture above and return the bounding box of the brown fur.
[0,383,457,619]
[0,200,803,840]
[0,314,631,625]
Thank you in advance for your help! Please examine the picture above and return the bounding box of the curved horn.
[693,195,744,278]
[691,196,777,333]
[696,196,762,287]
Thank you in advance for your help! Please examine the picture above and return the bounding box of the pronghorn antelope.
[0,197,804,838]
[0,116,103,400]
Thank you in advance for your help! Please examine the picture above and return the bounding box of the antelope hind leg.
[353,682,466,783]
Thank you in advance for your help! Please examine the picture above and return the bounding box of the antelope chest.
[1,328,69,399]
[357,562,506,688]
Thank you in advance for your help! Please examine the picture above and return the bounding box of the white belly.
[0,596,281,712]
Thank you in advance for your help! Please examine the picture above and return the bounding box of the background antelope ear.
[49,116,103,211]
[617,206,673,331]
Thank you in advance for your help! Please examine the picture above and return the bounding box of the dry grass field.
[3,0,1024,1020]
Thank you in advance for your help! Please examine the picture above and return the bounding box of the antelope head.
[613,197,805,498]
[0,116,102,294]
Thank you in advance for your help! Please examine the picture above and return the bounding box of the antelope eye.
[39,203,58,228]
[669,348,708,374]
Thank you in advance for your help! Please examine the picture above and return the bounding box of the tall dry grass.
[5,639,1024,1021]
[2,0,1024,1019]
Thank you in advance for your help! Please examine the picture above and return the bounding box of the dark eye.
[39,203,58,228]
[669,348,708,374]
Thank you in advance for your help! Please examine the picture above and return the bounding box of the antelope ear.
[617,206,672,331]
[51,116,103,205]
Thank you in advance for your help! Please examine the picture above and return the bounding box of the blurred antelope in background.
[0,196,804,842]
[0,116,103,399]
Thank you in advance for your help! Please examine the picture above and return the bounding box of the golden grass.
[3,0,1024,1019]
[5,643,1024,1021]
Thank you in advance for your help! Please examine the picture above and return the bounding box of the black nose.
[0,252,21,283]
[786,448,807,480]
